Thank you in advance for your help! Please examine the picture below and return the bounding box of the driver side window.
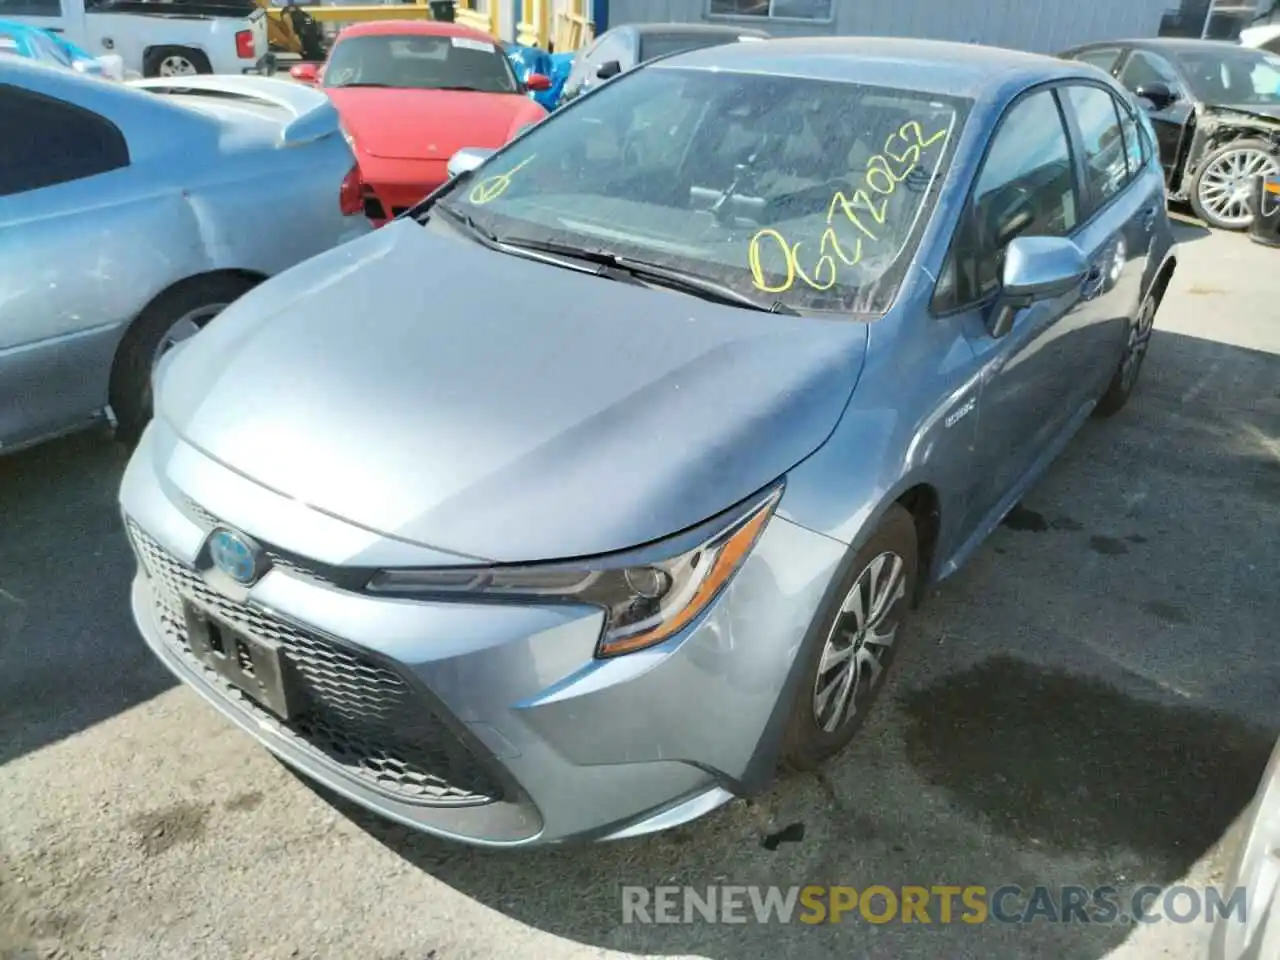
[934,88,1079,313]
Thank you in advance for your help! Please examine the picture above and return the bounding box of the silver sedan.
[122,37,1175,847]
[0,59,370,453]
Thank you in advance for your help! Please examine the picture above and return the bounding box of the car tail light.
[235,30,255,60]
[339,165,363,217]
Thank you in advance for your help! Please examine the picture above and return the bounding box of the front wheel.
[780,504,918,771]
[1190,138,1280,230]
[109,275,258,446]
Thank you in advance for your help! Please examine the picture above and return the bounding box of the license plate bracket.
[185,603,299,720]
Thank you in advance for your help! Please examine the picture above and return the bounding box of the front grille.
[128,520,501,806]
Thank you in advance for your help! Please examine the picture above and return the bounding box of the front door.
[1116,49,1194,184]
[933,86,1090,529]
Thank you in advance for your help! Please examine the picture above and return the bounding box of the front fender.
[776,313,981,586]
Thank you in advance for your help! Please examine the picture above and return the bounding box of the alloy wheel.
[1198,147,1280,228]
[151,304,226,372]
[812,551,906,733]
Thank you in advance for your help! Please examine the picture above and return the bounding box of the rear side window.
[0,84,129,196]
[935,88,1078,311]
[1062,84,1128,215]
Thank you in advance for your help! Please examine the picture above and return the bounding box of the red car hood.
[326,87,536,160]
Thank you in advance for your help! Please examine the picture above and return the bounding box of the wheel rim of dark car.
[812,551,906,733]
[1199,147,1280,228]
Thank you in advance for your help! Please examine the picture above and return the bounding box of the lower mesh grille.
[128,520,501,806]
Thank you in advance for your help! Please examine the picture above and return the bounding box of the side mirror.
[1134,81,1174,109]
[989,236,1087,338]
[596,59,621,80]
[446,146,497,179]
[290,62,319,84]
[525,72,552,91]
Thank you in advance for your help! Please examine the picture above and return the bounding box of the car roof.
[339,19,499,42]
[630,22,769,38]
[659,36,1094,99]
[1078,36,1248,54]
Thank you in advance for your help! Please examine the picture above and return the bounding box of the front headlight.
[367,484,782,657]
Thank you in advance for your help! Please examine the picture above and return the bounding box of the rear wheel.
[780,504,918,771]
[143,46,212,78]
[1190,138,1280,230]
[109,275,258,446]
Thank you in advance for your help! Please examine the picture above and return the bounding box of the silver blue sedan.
[0,60,370,454]
[121,37,1177,847]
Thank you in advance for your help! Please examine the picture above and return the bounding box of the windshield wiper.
[433,84,486,92]
[496,237,799,315]
[330,81,392,88]
[431,202,500,244]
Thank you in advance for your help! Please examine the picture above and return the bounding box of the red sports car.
[291,21,550,225]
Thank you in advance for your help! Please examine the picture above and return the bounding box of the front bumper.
[357,157,449,223]
[120,420,845,846]
[1249,174,1280,248]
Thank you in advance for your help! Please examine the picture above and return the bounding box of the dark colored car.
[1060,38,1280,229]
[558,22,768,105]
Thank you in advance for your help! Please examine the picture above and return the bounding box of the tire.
[1190,138,1280,231]
[143,46,213,78]
[1093,287,1158,419]
[109,275,258,446]
[780,504,918,771]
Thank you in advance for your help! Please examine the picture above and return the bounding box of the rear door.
[0,82,131,447]
[1115,48,1194,183]
[1058,81,1153,405]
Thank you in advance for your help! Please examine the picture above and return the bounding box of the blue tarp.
[504,42,576,110]
[0,18,99,70]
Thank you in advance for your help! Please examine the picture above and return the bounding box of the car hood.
[156,220,868,563]
[325,87,534,160]
[1203,102,1280,124]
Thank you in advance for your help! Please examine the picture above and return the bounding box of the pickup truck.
[3,0,273,76]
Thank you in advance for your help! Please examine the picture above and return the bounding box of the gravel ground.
[2,222,1278,960]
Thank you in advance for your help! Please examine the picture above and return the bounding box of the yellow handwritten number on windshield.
[469,154,537,205]
[747,121,949,294]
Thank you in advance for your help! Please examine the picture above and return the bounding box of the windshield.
[323,33,518,93]
[1172,46,1280,104]
[438,66,968,314]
